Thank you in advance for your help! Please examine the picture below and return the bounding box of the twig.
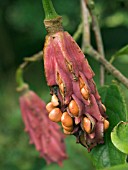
[87,0,105,86]
[19,51,43,70]
[81,0,90,51]
[85,46,128,89]
[73,22,83,41]
[16,51,43,91]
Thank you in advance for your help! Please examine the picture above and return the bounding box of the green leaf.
[90,84,127,169]
[100,164,128,170]
[111,121,128,154]
[110,45,128,64]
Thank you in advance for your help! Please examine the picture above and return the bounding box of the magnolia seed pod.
[104,119,109,130]
[49,108,62,122]
[83,117,91,134]
[61,112,73,127]
[81,86,89,100]
[62,123,73,132]
[102,103,106,112]
[51,94,59,106]
[63,129,72,135]
[46,102,55,113]
[68,100,79,117]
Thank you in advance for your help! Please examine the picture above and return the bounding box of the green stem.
[42,0,59,20]
[16,68,24,87]
[16,67,29,92]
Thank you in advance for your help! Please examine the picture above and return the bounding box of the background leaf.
[100,163,128,170]
[111,121,128,154]
[90,84,127,169]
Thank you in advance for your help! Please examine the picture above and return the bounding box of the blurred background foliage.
[0,0,128,170]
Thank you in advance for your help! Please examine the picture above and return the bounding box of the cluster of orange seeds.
[46,75,109,137]
[46,94,75,135]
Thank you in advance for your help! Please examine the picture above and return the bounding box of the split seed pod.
[43,17,109,151]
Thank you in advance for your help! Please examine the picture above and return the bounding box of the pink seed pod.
[43,30,109,151]
[19,90,67,165]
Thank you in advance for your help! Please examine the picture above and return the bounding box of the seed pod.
[51,94,59,106]
[62,123,73,132]
[104,119,109,130]
[61,112,73,127]
[81,86,89,100]
[83,117,91,134]
[68,100,79,117]
[63,129,72,135]
[43,27,109,150]
[46,102,55,113]
[102,104,106,112]
[49,108,62,122]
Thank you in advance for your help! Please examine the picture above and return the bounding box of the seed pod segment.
[49,108,62,122]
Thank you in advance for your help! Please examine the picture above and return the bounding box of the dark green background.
[0,0,128,169]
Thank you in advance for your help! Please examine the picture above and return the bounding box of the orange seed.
[104,119,109,130]
[81,86,89,100]
[49,108,62,122]
[61,112,73,127]
[79,77,85,89]
[62,123,73,132]
[63,129,72,135]
[46,102,55,113]
[51,94,59,106]
[83,117,91,134]
[68,100,79,117]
